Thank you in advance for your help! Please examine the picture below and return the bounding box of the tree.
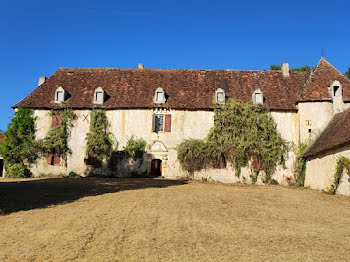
[345,67,350,79]
[270,65,311,72]
[0,108,39,177]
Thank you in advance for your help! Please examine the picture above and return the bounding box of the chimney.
[38,76,47,86]
[281,63,289,77]
[138,63,144,69]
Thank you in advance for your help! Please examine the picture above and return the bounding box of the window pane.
[155,115,164,132]
[255,93,263,104]
[217,92,225,103]
[57,91,64,102]
[156,91,163,102]
[96,91,103,103]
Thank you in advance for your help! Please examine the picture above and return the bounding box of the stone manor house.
[11,58,350,195]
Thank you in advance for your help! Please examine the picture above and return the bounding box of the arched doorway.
[151,159,162,177]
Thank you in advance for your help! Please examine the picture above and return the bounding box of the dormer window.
[330,80,342,98]
[94,87,104,104]
[252,88,264,105]
[55,86,67,103]
[153,87,166,104]
[215,88,225,104]
[333,86,340,97]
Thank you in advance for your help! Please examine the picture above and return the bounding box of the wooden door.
[151,159,162,177]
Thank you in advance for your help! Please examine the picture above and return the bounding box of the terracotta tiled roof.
[303,108,350,158]
[13,68,309,111]
[298,57,350,102]
[0,133,4,144]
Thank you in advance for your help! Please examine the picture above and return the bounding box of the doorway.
[0,159,3,177]
[151,159,162,177]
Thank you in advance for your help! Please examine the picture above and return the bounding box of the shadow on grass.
[0,177,188,215]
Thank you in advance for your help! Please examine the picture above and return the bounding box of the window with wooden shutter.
[164,114,172,132]
[54,155,60,165]
[48,154,53,165]
[252,155,263,170]
[51,114,63,128]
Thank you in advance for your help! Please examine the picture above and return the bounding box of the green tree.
[0,108,39,177]
[345,67,350,79]
[270,65,281,71]
[290,66,310,72]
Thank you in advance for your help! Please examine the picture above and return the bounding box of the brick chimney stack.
[281,63,289,77]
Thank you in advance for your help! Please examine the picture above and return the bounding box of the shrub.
[123,135,146,160]
[0,108,39,178]
[86,109,114,161]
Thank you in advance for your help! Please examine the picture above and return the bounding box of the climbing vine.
[0,108,39,177]
[177,99,288,182]
[85,109,114,161]
[328,156,350,195]
[41,109,76,160]
[293,143,308,186]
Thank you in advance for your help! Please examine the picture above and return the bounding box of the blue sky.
[0,0,349,131]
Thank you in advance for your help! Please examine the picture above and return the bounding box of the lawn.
[1,177,350,261]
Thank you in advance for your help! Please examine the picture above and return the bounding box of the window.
[255,93,263,104]
[94,87,104,104]
[55,86,66,103]
[153,87,166,104]
[215,88,225,104]
[51,113,63,128]
[152,114,172,132]
[252,88,264,105]
[333,86,340,97]
[95,91,103,103]
[155,114,164,132]
[47,154,60,166]
[330,80,342,98]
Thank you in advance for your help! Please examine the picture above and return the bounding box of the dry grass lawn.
[1,177,350,261]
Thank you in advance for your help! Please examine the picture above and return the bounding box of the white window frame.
[94,87,105,104]
[55,86,66,103]
[153,87,166,104]
[252,88,264,105]
[215,88,225,104]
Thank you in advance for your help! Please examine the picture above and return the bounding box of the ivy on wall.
[0,108,39,177]
[328,156,350,195]
[41,109,76,161]
[85,109,114,161]
[293,143,308,186]
[177,99,288,183]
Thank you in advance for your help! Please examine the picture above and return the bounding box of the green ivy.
[0,108,39,177]
[293,143,308,186]
[328,156,350,195]
[108,136,146,169]
[177,99,288,183]
[41,109,76,160]
[86,109,114,161]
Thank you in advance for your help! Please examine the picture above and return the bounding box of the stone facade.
[10,58,350,190]
[305,145,350,196]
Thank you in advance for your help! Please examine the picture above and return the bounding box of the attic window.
[252,88,264,105]
[55,86,66,103]
[94,87,104,104]
[215,88,225,104]
[333,86,340,97]
[153,87,166,104]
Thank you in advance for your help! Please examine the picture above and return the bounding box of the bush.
[6,163,32,178]
[123,135,146,160]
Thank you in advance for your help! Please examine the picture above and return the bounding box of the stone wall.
[297,102,333,144]
[30,108,298,184]
[305,145,350,196]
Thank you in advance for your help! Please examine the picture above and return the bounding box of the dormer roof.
[298,57,350,102]
[12,67,310,111]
